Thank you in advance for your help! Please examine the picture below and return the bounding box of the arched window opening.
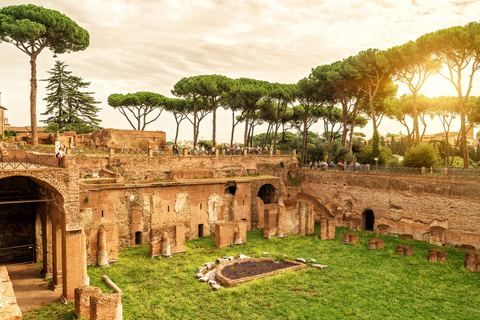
[257,184,277,204]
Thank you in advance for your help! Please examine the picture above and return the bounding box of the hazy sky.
[1,0,480,143]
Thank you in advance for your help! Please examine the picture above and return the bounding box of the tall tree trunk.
[212,99,217,147]
[193,99,198,147]
[230,110,236,147]
[273,123,279,151]
[412,91,420,145]
[30,54,38,145]
[302,121,308,163]
[459,100,469,169]
[243,111,250,147]
[174,120,180,144]
[341,101,349,147]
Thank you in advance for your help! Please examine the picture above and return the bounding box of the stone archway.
[257,184,277,204]
[0,168,84,302]
[363,209,375,231]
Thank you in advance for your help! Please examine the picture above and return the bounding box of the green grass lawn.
[24,227,480,320]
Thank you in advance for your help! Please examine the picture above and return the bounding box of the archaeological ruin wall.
[297,170,480,249]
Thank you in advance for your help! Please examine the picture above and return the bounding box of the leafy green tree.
[268,83,296,150]
[292,76,333,163]
[172,76,210,146]
[417,22,480,168]
[41,61,101,133]
[164,98,192,144]
[223,78,270,147]
[344,49,397,158]
[430,96,459,165]
[196,75,232,147]
[0,4,89,145]
[403,143,439,168]
[312,61,364,147]
[356,144,395,166]
[389,41,440,145]
[466,96,480,126]
[107,92,166,130]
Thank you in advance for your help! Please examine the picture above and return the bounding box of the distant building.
[0,92,6,138]
[387,126,477,147]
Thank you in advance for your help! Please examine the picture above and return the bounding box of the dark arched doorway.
[363,209,375,231]
[0,176,65,291]
[257,184,277,204]
[0,176,41,265]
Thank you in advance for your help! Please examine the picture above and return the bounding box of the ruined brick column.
[149,229,161,258]
[162,232,171,257]
[320,218,328,240]
[90,293,122,320]
[464,250,480,272]
[75,285,102,319]
[299,202,307,236]
[277,206,285,238]
[428,249,447,262]
[327,218,336,239]
[98,226,109,267]
[62,229,85,302]
[82,230,90,285]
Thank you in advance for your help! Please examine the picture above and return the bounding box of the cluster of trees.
[0,4,89,142]
[2,4,480,168]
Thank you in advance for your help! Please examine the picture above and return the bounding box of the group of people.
[307,161,362,171]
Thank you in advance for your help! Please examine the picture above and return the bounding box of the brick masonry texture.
[298,170,480,249]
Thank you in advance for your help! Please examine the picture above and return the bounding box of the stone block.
[173,224,186,253]
[75,285,102,319]
[90,293,122,320]
[342,233,358,244]
[0,267,22,320]
[428,248,447,263]
[464,250,480,272]
[264,207,278,238]
[215,223,235,248]
[396,245,414,256]
[368,238,384,249]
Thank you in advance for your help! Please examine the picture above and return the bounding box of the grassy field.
[24,227,480,320]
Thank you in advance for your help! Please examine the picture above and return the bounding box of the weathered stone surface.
[90,292,122,320]
[224,256,234,261]
[428,249,447,263]
[311,264,329,270]
[296,258,306,264]
[205,262,215,270]
[75,285,102,319]
[368,238,384,250]
[238,254,250,259]
[396,245,414,256]
[262,252,270,255]
[0,267,22,320]
[199,277,209,282]
[195,273,204,279]
[298,170,480,249]
[216,258,230,265]
[211,284,222,290]
[308,259,316,263]
[197,266,207,273]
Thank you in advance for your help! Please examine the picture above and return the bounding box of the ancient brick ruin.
[2,129,480,313]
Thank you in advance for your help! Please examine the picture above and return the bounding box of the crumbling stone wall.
[299,170,480,249]
[75,154,296,182]
[79,178,268,264]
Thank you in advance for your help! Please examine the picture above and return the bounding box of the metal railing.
[0,154,59,169]
[298,163,480,178]
[0,244,34,265]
